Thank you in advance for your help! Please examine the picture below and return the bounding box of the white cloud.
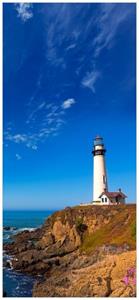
[4,130,37,150]
[43,4,84,68]
[37,102,46,110]
[62,98,76,109]
[32,145,38,151]
[16,154,22,160]
[6,134,27,143]
[4,98,75,151]
[80,4,134,94]
[14,3,33,22]
[93,3,133,57]
[66,44,76,51]
[26,101,46,124]
[82,70,101,93]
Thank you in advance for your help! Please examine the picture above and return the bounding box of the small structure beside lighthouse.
[92,136,127,205]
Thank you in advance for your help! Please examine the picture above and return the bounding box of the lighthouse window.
[103,176,106,184]
[105,198,107,202]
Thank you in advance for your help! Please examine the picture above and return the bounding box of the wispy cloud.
[13,3,134,94]
[62,98,76,109]
[42,4,85,68]
[66,44,76,51]
[82,70,101,93]
[4,3,135,156]
[80,4,134,92]
[16,153,22,160]
[26,101,46,124]
[4,97,76,151]
[93,3,133,57]
[14,3,33,22]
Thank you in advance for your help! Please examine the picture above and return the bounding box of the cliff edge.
[4,204,136,297]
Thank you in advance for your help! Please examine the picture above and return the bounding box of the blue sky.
[3,3,136,210]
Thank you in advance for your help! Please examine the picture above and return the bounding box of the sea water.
[3,210,55,297]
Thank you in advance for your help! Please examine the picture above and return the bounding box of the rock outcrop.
[4,204,136,297]
[33,250,136,297]
[4,226,17,231]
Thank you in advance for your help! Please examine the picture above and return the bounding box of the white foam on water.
[7,260,13,270]
[15,227,36,233]
[3,253,13,260]
[3,234,10,240]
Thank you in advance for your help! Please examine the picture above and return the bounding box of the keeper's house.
[96,189,127,205]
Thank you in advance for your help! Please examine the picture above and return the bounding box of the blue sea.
[3,210,55,297]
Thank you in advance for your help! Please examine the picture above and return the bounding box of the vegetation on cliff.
[4,204,136,297]
[80,205,136,253]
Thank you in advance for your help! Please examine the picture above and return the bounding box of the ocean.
[3,210,55,297]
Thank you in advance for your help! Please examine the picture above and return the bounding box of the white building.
[93,189,127,205]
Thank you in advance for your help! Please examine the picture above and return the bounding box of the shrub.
[75,217,87,233]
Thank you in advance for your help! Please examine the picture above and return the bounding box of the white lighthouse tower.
[92,136,108,202]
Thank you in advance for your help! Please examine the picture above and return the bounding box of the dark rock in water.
[3,260,12,269]
[4,204,136,297]
[4,226,10,231]
[4,226,17,231]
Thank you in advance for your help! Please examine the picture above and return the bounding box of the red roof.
[100,191,127,199]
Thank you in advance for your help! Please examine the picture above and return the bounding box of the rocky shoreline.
[4,226,17,231]
[4,204,136,297]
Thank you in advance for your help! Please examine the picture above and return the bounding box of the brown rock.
[4,204,136,297]
[52,220,67,242]
[33,250,136,297]
[36,232,54,249]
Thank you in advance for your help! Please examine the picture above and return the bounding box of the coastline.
[3,210,55,297]
[3,205,136,297]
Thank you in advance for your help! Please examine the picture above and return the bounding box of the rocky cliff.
[4,204,136,297]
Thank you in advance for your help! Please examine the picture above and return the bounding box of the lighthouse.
[79,135,127,206]
[92,136,108,202]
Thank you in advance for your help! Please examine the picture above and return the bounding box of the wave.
[3,253,13,260]
[3,234,10,240]
[3,227,36,248]
[4,226,36,233]
[15,227,36,233]
[3,253,14,270]
[6,259,13,270]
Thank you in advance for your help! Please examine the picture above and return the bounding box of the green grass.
[47,204,136,254]
[80,227,108,253]
[80,209,136,254]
